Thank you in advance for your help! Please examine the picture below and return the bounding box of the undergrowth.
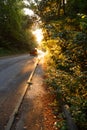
[43,16,87,130]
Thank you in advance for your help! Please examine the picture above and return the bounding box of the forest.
[0,0,87,129]
[0,0,37,56]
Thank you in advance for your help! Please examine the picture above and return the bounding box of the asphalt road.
[0,54,36,130]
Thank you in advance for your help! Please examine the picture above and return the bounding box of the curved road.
[0,55,36,130]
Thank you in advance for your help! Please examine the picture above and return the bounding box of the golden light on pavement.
[32,29,43,44]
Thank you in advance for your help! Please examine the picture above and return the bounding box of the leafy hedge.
[43,18,87,129]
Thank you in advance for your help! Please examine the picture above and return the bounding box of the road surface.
[0,54,36,130]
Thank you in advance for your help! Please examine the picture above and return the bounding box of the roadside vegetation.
[0,0,87,129]
[0,0,37,56]
[36,0,87,129]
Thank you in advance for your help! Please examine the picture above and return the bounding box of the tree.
[36,0,67,22]
[0,0,37,51]
[66,0,87,16]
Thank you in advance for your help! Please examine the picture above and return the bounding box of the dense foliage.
[0,0,87,129]
[0,0,37,55]
[37,0,87,129]
[37,0,87,21]
[43,20,87,130]
[66,0,87,16]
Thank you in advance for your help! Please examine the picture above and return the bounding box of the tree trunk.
[57,0,61,16]
[62,0,66,15]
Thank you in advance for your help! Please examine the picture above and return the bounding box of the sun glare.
[32,29,43,44]
[23,8,34,16]
[36,49,46,63]
[23,0,30,5]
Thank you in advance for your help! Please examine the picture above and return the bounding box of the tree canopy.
[35,0,87,130]
[0,0,37,54]
[0,0,87,129]
[36,0,87,21]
